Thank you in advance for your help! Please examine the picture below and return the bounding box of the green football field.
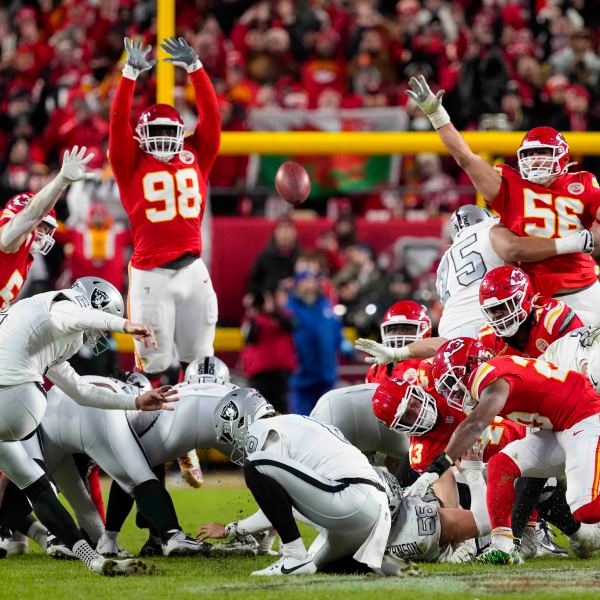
[3,474,600,600]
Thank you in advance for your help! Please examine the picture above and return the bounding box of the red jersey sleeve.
[469,361,501,401]
[188,68,221,176]
[108,76,138,184]
[541,299,583,338]
[584,172,600,223]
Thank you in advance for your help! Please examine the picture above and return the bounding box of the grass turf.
[2,477,600,600]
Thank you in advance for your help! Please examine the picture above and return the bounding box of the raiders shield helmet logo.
[220,401,239,422]
[90,287,110,310]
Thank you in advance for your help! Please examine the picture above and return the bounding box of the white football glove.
[404,472,439,498]
[59,146,96,183]
[405,74,450,129]
[355,338,412,365]
[555,229,594,255]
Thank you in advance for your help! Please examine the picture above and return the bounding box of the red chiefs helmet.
[479,266,535,337]
[432,337,494,411]
[3,193,57,255]
[380,301,432,348]
[517,126,570,185]
[372,377,438,435]
[135,104,185,161]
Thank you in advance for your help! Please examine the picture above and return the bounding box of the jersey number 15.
[143,169,202,223]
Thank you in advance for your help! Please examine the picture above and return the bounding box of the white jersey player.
[436,205,503,338]
[200,388,394,577]
[309,384,407,462]
[0,276,171,575]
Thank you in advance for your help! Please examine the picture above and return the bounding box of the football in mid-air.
[275,161,311,205]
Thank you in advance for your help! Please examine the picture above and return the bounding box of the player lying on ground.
[407,74,600,324]
[200,388,397,577]
[357,265,582,364]
[409,337,600,564]
[0,146,95,309]
[437,204,592,339]
[26,363,235,558]
[0,276,173,575]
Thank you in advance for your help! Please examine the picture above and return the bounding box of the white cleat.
[47,535,76,560]
[163,530,209,557]
[569,523,600,559]
[251,555,317,576]
[519,527,537,560]
[96,533,134,558]
[89,556,149,576]
[535,522,568,557]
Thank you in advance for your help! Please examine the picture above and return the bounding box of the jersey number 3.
[143,169,202,223]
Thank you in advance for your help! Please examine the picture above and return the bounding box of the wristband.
[393,345,413,363]
[186,59,203,73]
[555,232,586,255]
[427,106,451,130]
[122,65,139,80]
[426,452,453,476]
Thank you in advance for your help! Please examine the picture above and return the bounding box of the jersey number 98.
[143,169,202,223]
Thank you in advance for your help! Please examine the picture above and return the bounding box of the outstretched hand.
[123,37,156,78]
[60,146,96,183]
[160,36,201,73]
[135,385,178,411]
[355,338,398,365]
[406,74,445,116]
[124,321,157,350]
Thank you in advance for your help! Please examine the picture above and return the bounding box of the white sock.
[491,528,515,553]
[26,521,47,549]
[73,540,101,568]
[281,537,307,560]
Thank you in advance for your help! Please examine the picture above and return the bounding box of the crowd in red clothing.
[0,0,599,210]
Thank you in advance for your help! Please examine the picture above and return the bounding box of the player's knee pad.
[573,497,600,524]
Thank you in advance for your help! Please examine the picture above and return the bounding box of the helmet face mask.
[31,218,57,255]
[517,127,570,185]
[434,365,473,411]
[135,105,185,162]
[380,301,431,348]
[479,266,533,338]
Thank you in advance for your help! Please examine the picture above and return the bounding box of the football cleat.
[569,523,600,559]
[178,451,204,488]
[535,521,568,557]
[89,556,149,576]
[139,535,164,557]
[208,533,259,557]
[96,533,134,558]
[472,547,523,565]
[47,534,77,560]
[163,530,209,557]
[518,527,537,560]
[251,555,317,576]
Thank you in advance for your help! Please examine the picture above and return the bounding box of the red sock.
[487,452,522,530]
[88,465,106,525]
[573,497,600,524]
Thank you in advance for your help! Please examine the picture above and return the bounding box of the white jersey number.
[437,233,486,302]
[143,169,202,223]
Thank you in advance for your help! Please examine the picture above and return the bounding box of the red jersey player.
[109,37,220,488]
[410,337,600,564]
[109,37,220,376]
[0,146,94,309]
[365,301,431,385]
[406,75,600,324]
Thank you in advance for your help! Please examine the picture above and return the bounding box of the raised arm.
[0,147,94,252]
[406,75,501,203]
[490,224,594,263]
[109,38,155,181]
[160,37,221,175]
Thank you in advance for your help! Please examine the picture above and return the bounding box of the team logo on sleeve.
[536,338,549,353]
[90,288,110,309]
[567,182,584,195]
[179,150,195,165]
[219,401,239,421]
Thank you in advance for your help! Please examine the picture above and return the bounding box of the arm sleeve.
[108,75,138,183]
[46,361,137,410]
[188,68,221,176]
[49,300,127,335]
[586,174,600,222]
